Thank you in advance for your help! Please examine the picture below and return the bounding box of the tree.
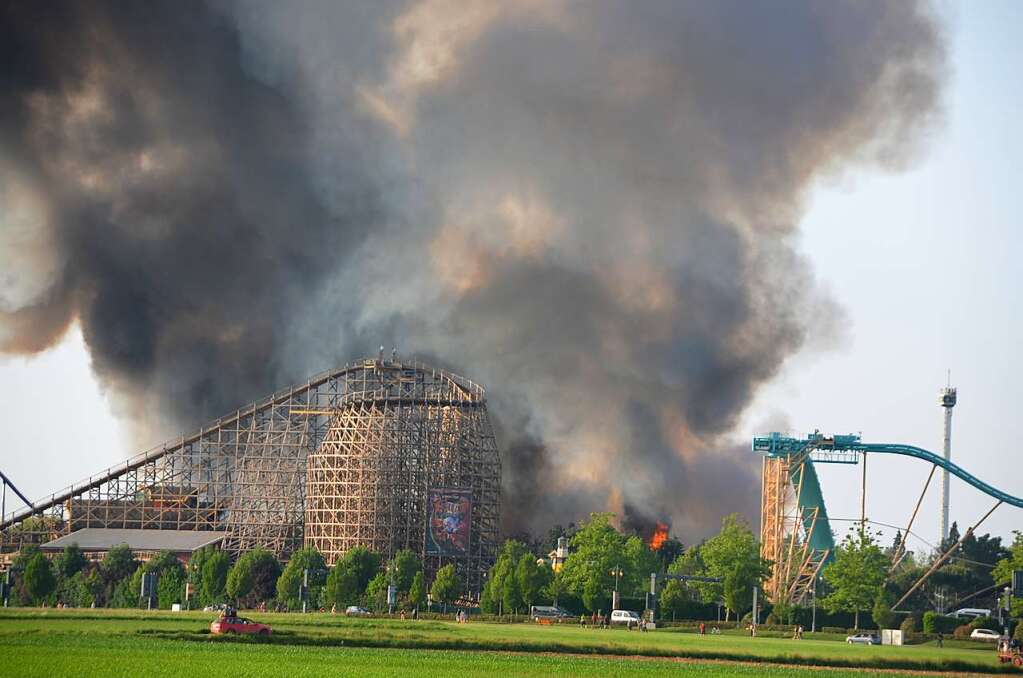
[125,550,189,610]
[699,514,770,620]
[482,540,529,614]
[100,545,138,606]
[336,546,381,593]
[388,549,421,593]
[515,553,548,610]
[542,572,567,607]
[325,566,360,609]
[431,564,460,609]
[656,537,685,571]
[822,528,888,629]
[559,513,627,612]
[409,571,427,611]
[994,531,1023,617]
[364,571,389,611]
[277,547,327,610]
[227,549,281,607]
[56,544,87,579]
[658,580,692,620]
[200,551,230,606]
[873,590,895,630]
[23,552,56,605]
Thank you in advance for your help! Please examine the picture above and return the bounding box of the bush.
[922,611,957,635]
[1014,622,1023,643]
[969,616,999,631]
[953,624,972,640]
[900,616,916,633]
[822,626,850,634]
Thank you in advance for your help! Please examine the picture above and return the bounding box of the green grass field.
[0,609,1010,676]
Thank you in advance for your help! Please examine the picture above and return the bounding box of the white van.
[952,608,991,619]
[610,609,641,626]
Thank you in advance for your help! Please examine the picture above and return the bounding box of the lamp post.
[609,565,623,611]
[811,580,817,633]
[1003,586,1012,636]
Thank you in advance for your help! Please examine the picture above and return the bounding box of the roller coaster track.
[852,443,1023,508]
[754,432,1023,508]
[754,432,1023,604]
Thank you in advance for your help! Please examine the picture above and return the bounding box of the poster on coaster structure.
[425,488,472,556]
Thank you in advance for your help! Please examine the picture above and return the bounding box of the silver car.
[846,633,880,645]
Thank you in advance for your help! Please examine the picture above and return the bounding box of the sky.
[740,0,1023,551]
[1,1,1020,551]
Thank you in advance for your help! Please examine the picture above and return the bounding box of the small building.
[547,536,569,573]
[40,528,224,564]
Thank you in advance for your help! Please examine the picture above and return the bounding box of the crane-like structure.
[754,431,1023,606]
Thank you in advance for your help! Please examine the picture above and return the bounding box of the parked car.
[846,633,880,645]
[210,615,272,636]
[952,608,991,619]
[610,610,641,626]
[530,606,573,623]
[345,606,371,616]
[971,628,1000,642]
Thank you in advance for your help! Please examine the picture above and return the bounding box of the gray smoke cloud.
[1,1,945,540]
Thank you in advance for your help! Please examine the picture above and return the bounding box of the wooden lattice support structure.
[304,363,500,594]
[760,452,830,605]
[0,358,501,589]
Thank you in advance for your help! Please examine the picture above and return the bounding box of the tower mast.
[939,377,957,543]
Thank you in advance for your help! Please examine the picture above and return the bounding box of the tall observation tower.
[939,383,957,542]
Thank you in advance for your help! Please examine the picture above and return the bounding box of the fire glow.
[648,521,669,550]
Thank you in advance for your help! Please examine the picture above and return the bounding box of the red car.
[210,615,272,636]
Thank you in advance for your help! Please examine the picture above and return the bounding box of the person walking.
[699,622,706,635]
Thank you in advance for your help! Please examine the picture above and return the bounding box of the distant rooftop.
[41,528,224,553]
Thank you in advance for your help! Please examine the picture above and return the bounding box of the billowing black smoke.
[0,0,945,540]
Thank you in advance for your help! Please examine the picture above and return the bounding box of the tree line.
[8,513,1021,628]
[5,543,462,612]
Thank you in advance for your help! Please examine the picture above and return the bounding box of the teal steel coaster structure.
[753,431,1023,605]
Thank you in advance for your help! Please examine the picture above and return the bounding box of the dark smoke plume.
[0,1,945,540]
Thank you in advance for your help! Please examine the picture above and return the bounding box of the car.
[210,615,272,636]
[846,633,880,645]
[610,609,641,626]
[530,605,573,622]
[971,628,1000,642]
[345,605,371,616]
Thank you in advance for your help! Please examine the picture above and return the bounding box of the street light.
[811,579,817,633]
[609,565,624,611]
[609,565,623,592]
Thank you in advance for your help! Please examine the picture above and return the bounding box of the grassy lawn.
[0,608,1009,676]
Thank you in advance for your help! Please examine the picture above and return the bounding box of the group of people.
[580,612,609,628]
[577,612,647,630]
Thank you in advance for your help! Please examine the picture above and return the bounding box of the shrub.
[1014,622,1023,643]
[900,616,916,633]
[969,616,999,631]
[922,611,957,634]
[953,624,972,639]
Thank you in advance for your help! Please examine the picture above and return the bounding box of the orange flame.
[648,521,669,550]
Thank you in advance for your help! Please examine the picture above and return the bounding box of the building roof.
[41,528,225,553]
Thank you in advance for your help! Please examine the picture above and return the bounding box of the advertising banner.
[425,488,472,556]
